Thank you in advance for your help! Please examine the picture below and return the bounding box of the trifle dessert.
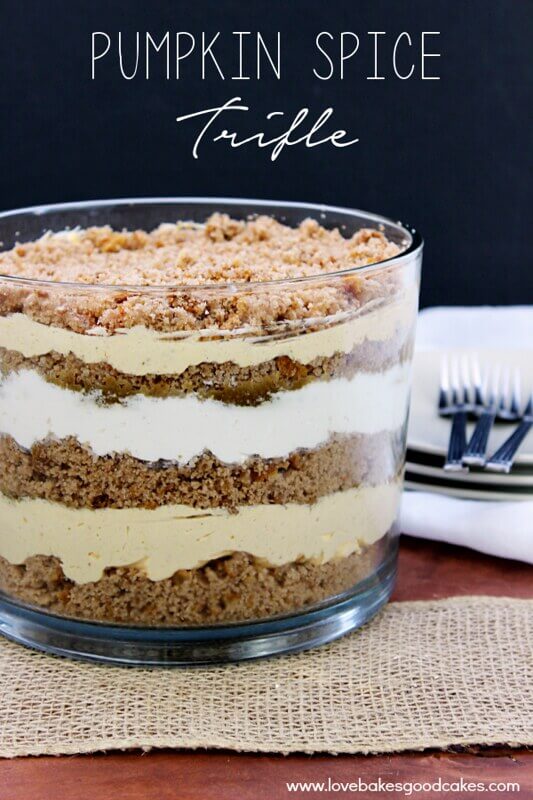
[0,199,421,653]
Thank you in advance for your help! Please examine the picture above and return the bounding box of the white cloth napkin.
[399,306,533,563]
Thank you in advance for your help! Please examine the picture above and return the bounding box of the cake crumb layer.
[0,432,402,509]
[0,540,391,625]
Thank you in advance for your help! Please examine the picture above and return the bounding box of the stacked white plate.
[406,348,533,501]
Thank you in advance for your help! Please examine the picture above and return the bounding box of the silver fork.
[496,367,522,421]
[485,393,533,473]
[440,355,475,471]
[463,363,498,466]
[463,365,522,467]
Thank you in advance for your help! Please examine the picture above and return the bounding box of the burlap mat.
[0,596,531,758]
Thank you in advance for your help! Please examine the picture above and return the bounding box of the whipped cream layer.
[0,481,400,583]
[0,366,410,464]
[0,292,416,376]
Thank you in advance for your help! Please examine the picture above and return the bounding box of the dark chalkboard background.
[0,0,531,307]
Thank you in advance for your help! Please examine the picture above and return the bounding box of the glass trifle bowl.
[0,198,422,664]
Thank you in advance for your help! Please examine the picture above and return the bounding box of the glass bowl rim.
[0,196,423,294]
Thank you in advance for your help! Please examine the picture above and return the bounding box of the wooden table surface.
[1,535,532,800]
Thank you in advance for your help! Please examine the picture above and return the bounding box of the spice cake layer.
[0,431,403,509]
[0,538,393,625]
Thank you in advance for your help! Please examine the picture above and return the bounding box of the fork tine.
[488,363,501,407]
[471,354,481,387]
[450,356,460,407]
[471,354,484,408]
[497,367,523,421]
[439,355,450,412]
[498,368,510,415]
[460,356,471,406]
[510,368,521,417]
[481,361,489,402]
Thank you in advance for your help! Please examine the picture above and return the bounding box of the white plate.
[404,478,533,502]
[406,459,533,487]
[408,348,533,465]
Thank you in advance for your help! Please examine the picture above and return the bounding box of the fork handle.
[463,409,496,467]
[444,409,468,471]
[485,419,533,473]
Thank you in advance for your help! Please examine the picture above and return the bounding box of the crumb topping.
[0,214,400,286]
[0,214,407,332]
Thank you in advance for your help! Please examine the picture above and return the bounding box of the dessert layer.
[0,365,410,464]
[0,481,401,583]
[0,331,413,402]
[0,540,391,625]
[0,432,402,509]
[1,215,402,287]
[0,292,416,377]
[0,215,411,333]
